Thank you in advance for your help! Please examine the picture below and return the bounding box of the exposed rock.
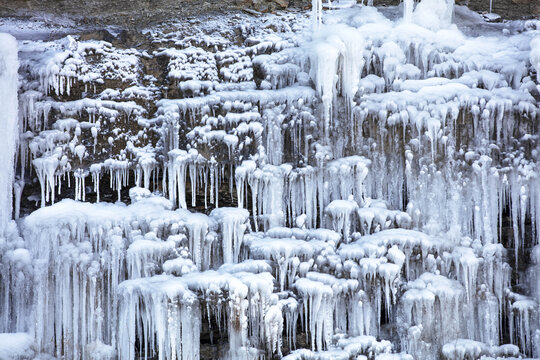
[274,0,290,8]
[252,0,270,12]
[466,0,539,18]
[0,0,537,24]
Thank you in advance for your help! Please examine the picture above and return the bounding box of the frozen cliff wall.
[1,2,540,360]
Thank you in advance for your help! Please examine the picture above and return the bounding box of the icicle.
[168,150,189,209]
[117,275,201,360]
[33,154,60,206]
[74,169,89,202]
[210,208,249,264]
[0,34,19,234]
[90,164,102,202]
[295,278,334,351]
[189,162,197,207]
[325,198,357,242]
[312,0,323,31]
[399,273,465,358]
[184,213,213,270]
[139,155,156,190]
[403,0,414,23]
[509,294,539,355]
[126,236,176,279]
[309,37,340,140]
[531,37,540,83]
[13,179,24,220]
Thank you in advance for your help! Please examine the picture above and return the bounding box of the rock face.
[0,0,537,21]
[464,0,539,19]
[0,0,305,15]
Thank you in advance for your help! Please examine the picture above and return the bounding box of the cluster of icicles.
[2,0,540,359]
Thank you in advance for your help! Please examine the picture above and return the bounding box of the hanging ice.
[0,33,18,236]
[531,37,540,82]
[1,3,540,360]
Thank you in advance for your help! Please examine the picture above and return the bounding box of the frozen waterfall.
[0,34,18,236]
[0,1,540,360]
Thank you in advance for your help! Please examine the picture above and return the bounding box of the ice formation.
[1,1,540,359]
[531,37,540,82]
[0,34,18,236]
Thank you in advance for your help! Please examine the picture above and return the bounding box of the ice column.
[531,37,540,83]
[403,0,414,22]
[0,34,19,236]
[312,0,323,30]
